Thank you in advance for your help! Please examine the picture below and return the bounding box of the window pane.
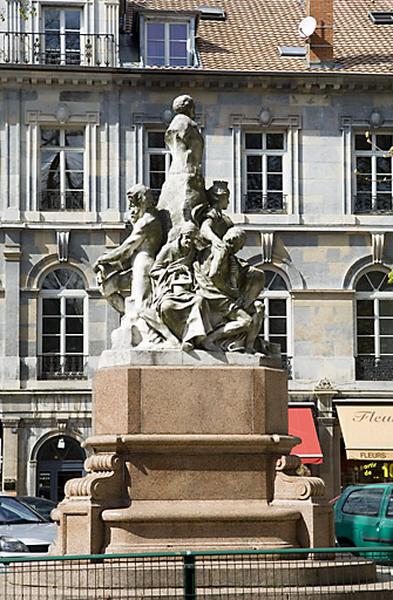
[42,298,60,315]
[380,338,393,354]
[267,155,282,172]
[357,337,374,354]
[55,269,72,287]
[45,9,60,30]
[269,299,287,316]
[66,172,83,189]
[377,156,391,174]
[65,152,83,171]
[150,172,166,190]
[247,174,262,191]
[150,154,165,171]
[66,298,83,315]
[170,58,188,66]
[147,22,165,39]
[45,33,61,51]
[66,318,83,334]
[355,134,370,150]
[266,133,284,150]
[270,335,287,354]
[356,156,371,174]
[245,193,262,212]
[380,301,393,316]
[245,133,262,150]
[247,155,262,172]
[269,275,287,292]
[170,23,187,40]
[267,174,282,191]
[66,336,83,353]
[41,129,60,146]
[357,318,374,335]
[376,135,393,151]
[147,41,165,57]
[65,130,84,147]
[42,336,60,353]
[368,271,385,290]
[356,277,373,292]
[342,488,383,516]
[43,318,60,334]
[270,319,286,334]
[170,41,187,59]
[148,131,165,148]
[65,10,80,30]
[67,272,84,290]
[380,319,393,335]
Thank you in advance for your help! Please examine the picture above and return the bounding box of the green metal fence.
[1,546,393,599]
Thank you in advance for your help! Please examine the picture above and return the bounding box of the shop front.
[288,406,323,465]
[336,403,393,486]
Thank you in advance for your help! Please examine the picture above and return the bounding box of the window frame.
[39,126,86,211]
[140,13,197,68]
[355,270,393,359]
[38,268,88,379]
[144,129,171,199]
[243,130,288,214]
[259,268,292,360]
[42,6,83,66]
[353,131,393,214]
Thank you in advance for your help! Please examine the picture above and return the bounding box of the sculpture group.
[94,95,265,353]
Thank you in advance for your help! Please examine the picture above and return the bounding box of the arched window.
[260,269,291,372]
[355,269,393,380]
[38,268,87,379]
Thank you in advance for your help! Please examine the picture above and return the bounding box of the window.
[144,21,190,66]
[40,127,85,211]
[342,488,384,516]
[146,130,171,199]
[355,270,393,380]
[354,133,393,213]
[39,268,87,380]
[259,269,291,372]
[44,8,81,65]
[244,132,286,213]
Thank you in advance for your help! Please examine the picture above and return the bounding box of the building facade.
[0,0,392,500]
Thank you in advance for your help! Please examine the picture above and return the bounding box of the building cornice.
[0,64,391,93]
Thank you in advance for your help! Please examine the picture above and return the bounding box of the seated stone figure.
[94,184,163,316]
[147,222,211,349]
[195,226,265,353]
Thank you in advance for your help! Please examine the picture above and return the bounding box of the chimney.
[307,0,334,64]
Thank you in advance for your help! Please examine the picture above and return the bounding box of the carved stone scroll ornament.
[63,453,122,502]
[274,454,326,501]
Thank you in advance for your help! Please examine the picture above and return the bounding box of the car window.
[0,497,44,524]
[342,488,384,516]
[386,492,393,518]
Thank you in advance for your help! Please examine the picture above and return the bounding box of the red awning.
[288,407,323,464]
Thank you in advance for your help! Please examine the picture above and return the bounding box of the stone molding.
[275,454,326,501]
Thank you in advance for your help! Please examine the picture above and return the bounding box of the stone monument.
[53,95,333,555]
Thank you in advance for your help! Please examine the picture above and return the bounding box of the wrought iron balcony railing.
[244,193,287,214]
[0,32,116,67]
[355,356,393,381]
[40,191,84,211]
[38,354,88,380]
[354,193,393,214]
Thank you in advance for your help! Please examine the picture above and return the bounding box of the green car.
[334,483,393,558]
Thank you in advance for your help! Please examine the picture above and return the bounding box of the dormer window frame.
[139,11,199,68]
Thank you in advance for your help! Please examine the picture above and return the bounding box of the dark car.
[17,497,57,521]
[334,483,393,558]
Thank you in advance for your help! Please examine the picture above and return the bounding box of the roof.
[125,0,393,75]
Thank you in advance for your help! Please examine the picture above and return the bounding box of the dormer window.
[141,14,197,67]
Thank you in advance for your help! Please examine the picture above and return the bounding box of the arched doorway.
[36,435,86,502]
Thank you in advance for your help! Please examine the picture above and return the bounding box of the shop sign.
[336,404,393,461]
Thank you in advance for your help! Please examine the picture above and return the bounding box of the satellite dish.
[298,16,317,39]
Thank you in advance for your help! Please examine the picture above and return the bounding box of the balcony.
[354,193,393,214]
[38,354,88,380]
[40,191,84,211]
[0,32,116,67]
[244,193,287,214]
[355,356,393,381]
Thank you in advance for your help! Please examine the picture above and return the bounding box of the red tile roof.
[125,0,393,74]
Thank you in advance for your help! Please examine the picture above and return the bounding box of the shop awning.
[288,407,323,464]
[336,404,393,460]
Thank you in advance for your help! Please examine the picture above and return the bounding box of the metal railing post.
[183,552,196,600]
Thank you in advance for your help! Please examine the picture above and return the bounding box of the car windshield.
[0,497,44,524]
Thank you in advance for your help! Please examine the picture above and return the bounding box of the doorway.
[36,435,86,502]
